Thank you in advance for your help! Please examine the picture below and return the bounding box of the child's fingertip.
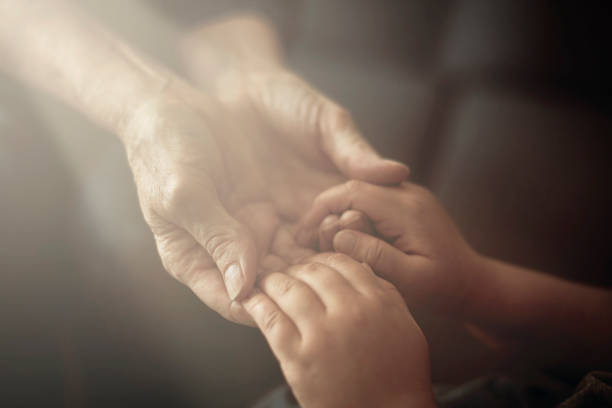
[333,229,358,253]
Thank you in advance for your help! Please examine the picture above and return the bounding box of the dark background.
[1,1,611,406]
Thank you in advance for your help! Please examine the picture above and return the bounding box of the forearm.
[180,14,284,89]
[469,255,612,368]
[0,0,188,142]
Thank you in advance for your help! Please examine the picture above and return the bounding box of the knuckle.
[302,262,324,275]
[320,104,353,135]
[161,175,193,213]
[302,92,325,134]
[364,239,384,266]
[203,229,238,261]
[301,333,328,360]
[274,275,298,298]
[344,179,365,195]
[328,252,351,265]
[312,252,349,266]
[154,234,202,285]
[261,308,283,334]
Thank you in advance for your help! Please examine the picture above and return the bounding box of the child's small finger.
[306,252,381,295]
[259,272,326,328]
[318,214,340,251]
[285,261,355,310]
[241,289,300,356]
[297,181,386,241]
[338,210,373,235]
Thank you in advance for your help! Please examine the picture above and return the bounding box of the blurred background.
[1,0,611,406]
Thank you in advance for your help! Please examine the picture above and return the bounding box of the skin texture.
[298,181,479,315]
[317,210,374,252]
[0,3,409,324]
[300,181,612,372]
[242,253,437,408]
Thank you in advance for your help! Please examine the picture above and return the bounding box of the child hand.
[297,181,481,317]
[316,209,374,251]
[242,253,436,408]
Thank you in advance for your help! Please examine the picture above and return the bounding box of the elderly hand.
[180,15,409,188]
[124,74,407,325]
[122,18,406,325]
[0,1,408,327]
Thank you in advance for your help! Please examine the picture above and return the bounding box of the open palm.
[126,72,408,325]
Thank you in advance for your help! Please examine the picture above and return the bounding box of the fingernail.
[383,158,410,172]
[342,213,361,227]
[225,263,245,300]
[334,231,357,253]
[321,220,339,232]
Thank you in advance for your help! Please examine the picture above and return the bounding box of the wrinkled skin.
[125,77,408,325]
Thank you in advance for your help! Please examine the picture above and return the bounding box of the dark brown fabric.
[559,372,612,408]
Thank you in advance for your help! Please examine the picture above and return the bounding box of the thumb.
[333,230,406,283]
[319,104,410,184]
[173,188,258,301]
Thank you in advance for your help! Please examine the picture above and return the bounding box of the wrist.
[458,251,497,321]
[461,254,529,335]
[180,15,285,89]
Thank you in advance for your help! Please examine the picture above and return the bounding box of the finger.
[151,226,255,326]
[338,209,373,235]
[333,230,408,287]
[296,181,394,246]
[258,271,325,330]
[241,289,300,357]
[318,103,409,184]
[316,210,371,251]
[305,252,381,296]
[318,214,340,252]
[235,202,280,264]
[285,261,355,309]
[188,264,255,326]
[170,178,258,301]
